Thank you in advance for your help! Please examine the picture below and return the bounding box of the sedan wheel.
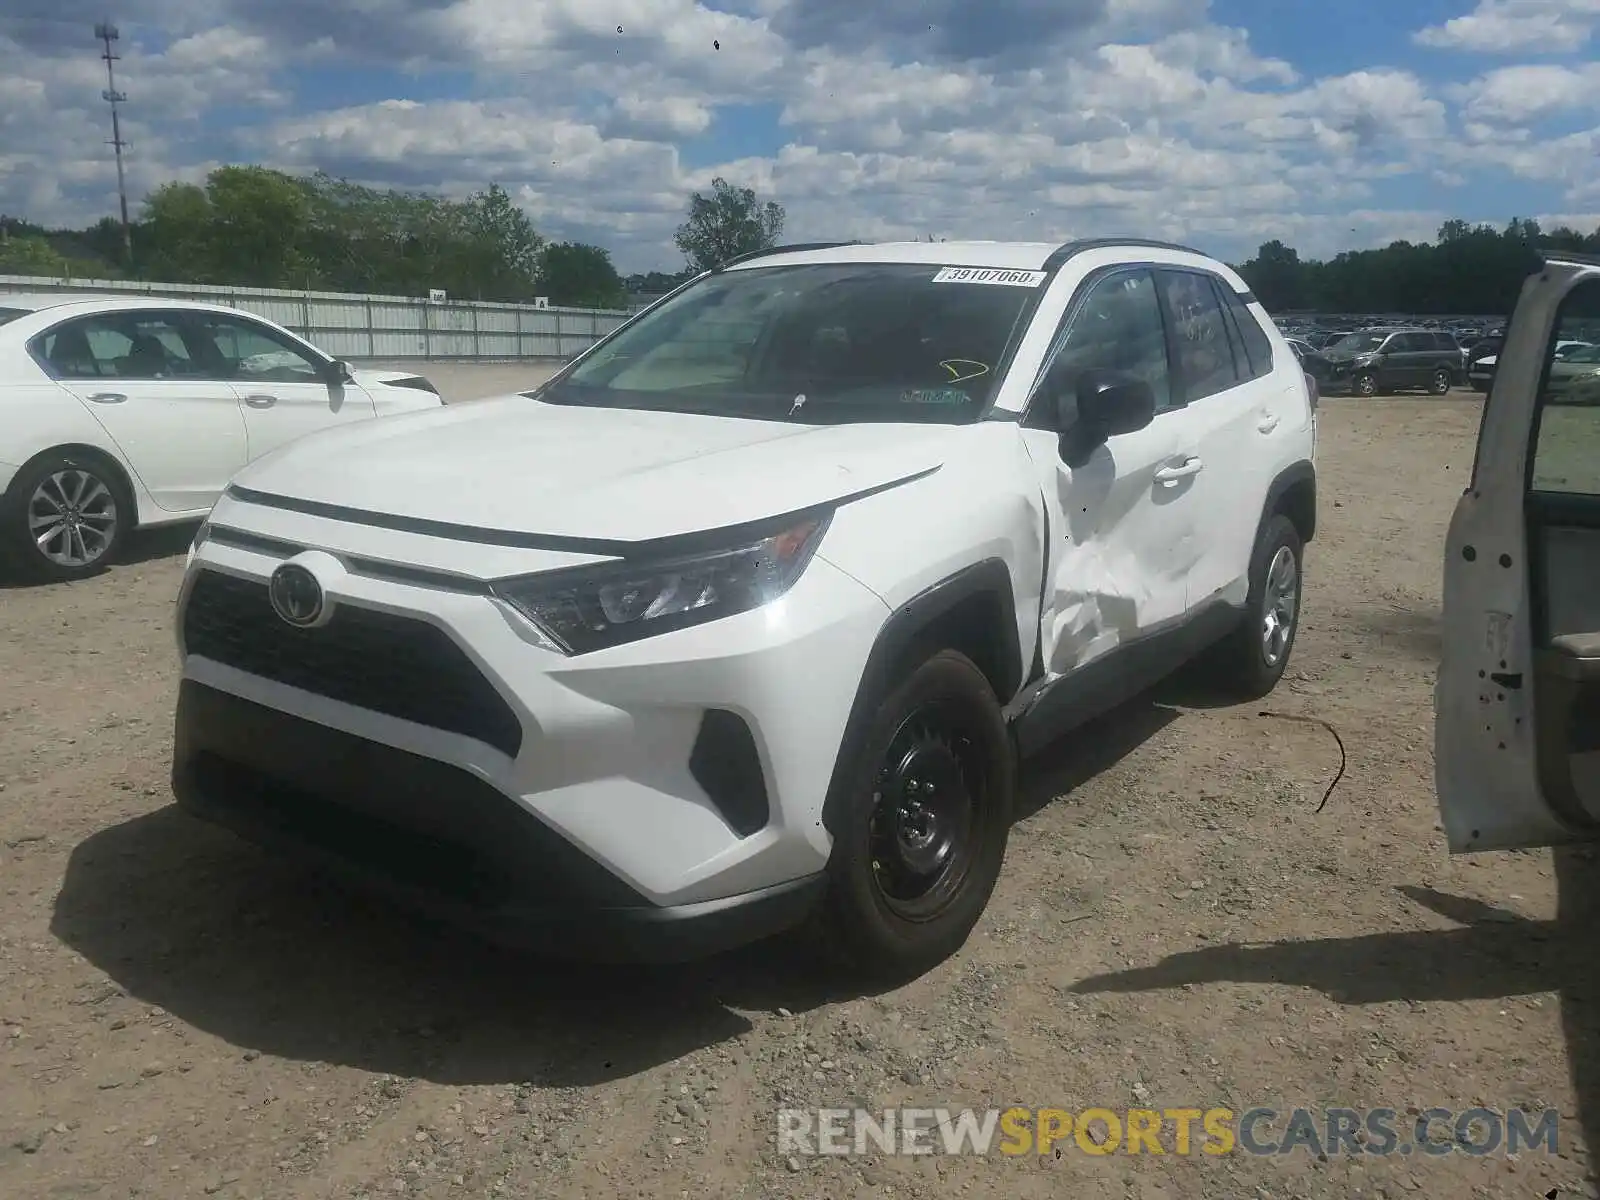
[1,454,129,583]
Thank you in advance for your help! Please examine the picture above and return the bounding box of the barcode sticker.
[931,266,1048,287]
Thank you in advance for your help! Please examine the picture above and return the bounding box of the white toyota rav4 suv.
[171,239,1318,978]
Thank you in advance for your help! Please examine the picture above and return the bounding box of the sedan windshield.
[540,262,1040,423]
[1327,333,1386,355]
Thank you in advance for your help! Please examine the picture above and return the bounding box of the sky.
[2,0,1599,274]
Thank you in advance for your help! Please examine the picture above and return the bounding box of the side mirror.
[1075,368,1156,437]
[1049,367,1156,464]
[324,358,354,384]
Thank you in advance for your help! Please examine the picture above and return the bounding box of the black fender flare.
[818,558,1022,838]
[1260,459,1317,545]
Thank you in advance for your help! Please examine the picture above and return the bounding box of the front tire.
[1201,514,1304,699]
[0,452,129,583]
[1353,372,1379,397]
[812,649,1014,981]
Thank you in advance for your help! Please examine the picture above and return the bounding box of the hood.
[353,367,437,390]
[228,393,960,542]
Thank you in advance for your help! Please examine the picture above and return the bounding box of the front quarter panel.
[815,422,1043,700]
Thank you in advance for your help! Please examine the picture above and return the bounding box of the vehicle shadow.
[0,522,193,589]
[1069,851,1600,1183]
[48,671,1215,1089]
[50,806,873,1088]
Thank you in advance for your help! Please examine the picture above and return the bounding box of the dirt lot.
[2,392,1596,1199]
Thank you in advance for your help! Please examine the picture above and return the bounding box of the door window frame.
[177,311,334,385]
[28,308,208,382]
[1019,263,1181,429]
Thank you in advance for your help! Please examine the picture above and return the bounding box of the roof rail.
[713,241,865,271]
[1041,237,1207,272]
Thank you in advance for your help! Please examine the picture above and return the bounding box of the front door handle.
[1258,412,1281,433]
[1154,456,1203,483]
[242,393,277,408]
[86,392,127,404]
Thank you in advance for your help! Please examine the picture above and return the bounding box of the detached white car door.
[43,310,249,513]
[190,313,376,459]
[1436,253,1600,850]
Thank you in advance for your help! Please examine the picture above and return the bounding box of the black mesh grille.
[181,569,523,757]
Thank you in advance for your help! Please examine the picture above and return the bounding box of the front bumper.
[172,494,891,959]
[172,680,824,962]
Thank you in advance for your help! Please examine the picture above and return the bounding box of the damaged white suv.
[171,239,1318,978]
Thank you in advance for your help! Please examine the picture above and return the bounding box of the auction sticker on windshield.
[932,267,1047,287]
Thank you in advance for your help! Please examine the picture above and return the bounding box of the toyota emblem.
[268,562,325,627]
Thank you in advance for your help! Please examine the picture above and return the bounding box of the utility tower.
[96,21,132,265]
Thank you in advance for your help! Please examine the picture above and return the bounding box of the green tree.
[673,177,784,271]
[0,233,69,276]
[540,242,625,307]
[1237,240,1305,312]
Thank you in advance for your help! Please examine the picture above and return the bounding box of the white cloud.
[1452,62,1600,124]
[3,0,1600,272]
[1414,0,1600,53]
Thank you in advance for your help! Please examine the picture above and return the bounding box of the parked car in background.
[0,295,444,582]
[170,237,1318,977]
[1545,341,1600,405]
[1307,327,1462,396]
[1468,337,1591,393]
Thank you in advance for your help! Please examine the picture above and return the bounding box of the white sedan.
[0,294,445,582]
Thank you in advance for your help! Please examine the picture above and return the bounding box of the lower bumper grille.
[181,569,523,757]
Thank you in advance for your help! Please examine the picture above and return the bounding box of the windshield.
[541,262,1039,423]
[1327,333,1386,354]
[1562,343,1600,364]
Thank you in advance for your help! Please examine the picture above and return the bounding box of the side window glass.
[1039,270,1174,426]
[1159,270,1239,401]
[1223,287,1274,379]
[1532,281,1600,495]
[35,315,192,380]
[199,318,324,384]
[1386,334,1415,354]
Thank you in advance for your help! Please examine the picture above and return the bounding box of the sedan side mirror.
[324,358,355,384]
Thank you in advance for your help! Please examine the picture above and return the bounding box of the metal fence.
[0,274,632,361]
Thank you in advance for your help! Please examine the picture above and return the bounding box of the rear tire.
[1200,514,1303,700]
[810,649,1014,982]
[0,451,130,583]
[1429,368,1453,395]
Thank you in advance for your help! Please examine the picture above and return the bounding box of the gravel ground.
[2,389,1597,1199]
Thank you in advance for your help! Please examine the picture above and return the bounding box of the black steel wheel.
[811,649,1014,981]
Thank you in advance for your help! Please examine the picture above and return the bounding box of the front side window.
[545,262,1039,423]
[192,316,324,384]
[1038,270,1173,427]
[1158,269,1238,401]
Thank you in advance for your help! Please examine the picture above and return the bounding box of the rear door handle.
[86,392,127,404]
[242,393,277,408]
[1154,456,1203,483]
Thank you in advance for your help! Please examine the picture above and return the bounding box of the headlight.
[491,513,831,654]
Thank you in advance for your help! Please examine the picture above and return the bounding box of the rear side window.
[1434,332,1460,352]
[1158,269,1239,402]
[1218,283,1273,380]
